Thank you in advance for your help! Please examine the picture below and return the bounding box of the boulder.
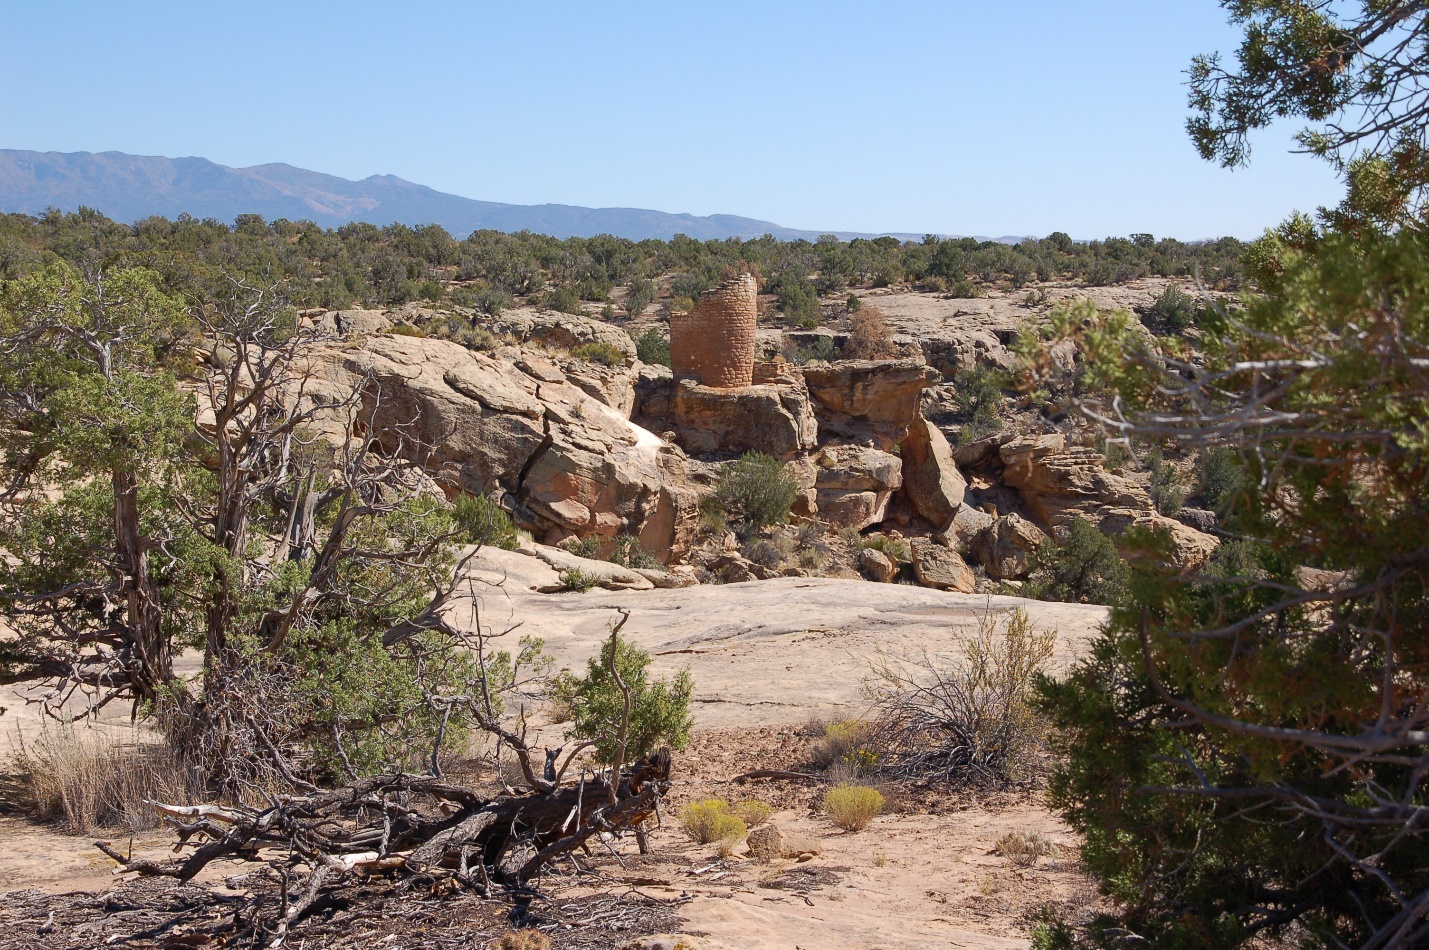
[314,309,392,338]
[801,359,938,449]
[1175,507,1219,534]
[909,538,976,593]
[816,490,890,530]
[813,445,902,492]
[745,823,823,859]
[970,513,1047,580]
[858,547,897,583]
[941,502,996,545]
[812,445,901,530]
[1097,509,1220,573]
[900,415,967,528]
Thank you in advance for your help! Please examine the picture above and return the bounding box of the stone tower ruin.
[669,273,758,388]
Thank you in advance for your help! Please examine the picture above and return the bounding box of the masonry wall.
[669,273,758,388]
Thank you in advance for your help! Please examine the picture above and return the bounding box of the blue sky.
[2,1,1343,239]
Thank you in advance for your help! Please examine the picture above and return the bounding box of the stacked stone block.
[670,273,758,388]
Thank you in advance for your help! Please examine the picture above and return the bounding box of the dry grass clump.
[15,724,206,834]
[865,605,1056,788]
[807,718,877,775]
[679,798,748,853]
[496,929,552,950]
[994,828,1054,868]
[733,799,772,827]
[824,784,885,832]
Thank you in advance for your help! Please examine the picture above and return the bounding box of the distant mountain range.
[0,149,956,243]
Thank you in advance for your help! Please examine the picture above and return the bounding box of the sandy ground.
[0,547,1109,947]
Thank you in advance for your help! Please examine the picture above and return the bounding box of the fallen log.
[98,749,672,892]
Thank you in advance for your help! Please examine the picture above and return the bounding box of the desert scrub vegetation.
[454,492,521,550]
[866,605,1056,787]
[993,829,1053,868]
[15,724,206,834]
[633,326,670,366]
[1018,517,1130,606]
[550,626,693,764]
[946,366,1005,444]
[823,784,884,832]
[733,799,772,827]
[679,798,747,852]
[570,340,626,366]
[701,450,799,539]
[842,304,898,359]
[806,717,879,778]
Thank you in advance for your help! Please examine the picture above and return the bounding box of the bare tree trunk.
[112,467,170,703]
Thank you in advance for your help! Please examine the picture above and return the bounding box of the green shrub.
[543,284,584,315]
[1144,445,1186,516]
[571,341,626,366]
[1194,445,1243,515]
[453,493,520,550]
[551,633,693,764]
[386,323,426,338]
[734,799,772,827]
[781,335,839,364]
[859,534,911,565]
[634,327,670,367]
[703,451,799,538]
[449,285,513,315]
[824,785,884,832]
[845,293,862,313]
[1020,517,1130,606]
[609,533,659,570]
[679,798,747,846]
[1145,282,1197,332]
[560,568,598,593]
[625,277,656,317]
[949,366,1004,443]
[808,718,881,778]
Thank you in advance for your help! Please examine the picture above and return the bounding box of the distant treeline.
[0,209,1248,320]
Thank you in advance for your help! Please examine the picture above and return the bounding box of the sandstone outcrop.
[994,433,1217,569]
[801,359,938,449]
[489,307,637,363]
[324,335,698,561]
